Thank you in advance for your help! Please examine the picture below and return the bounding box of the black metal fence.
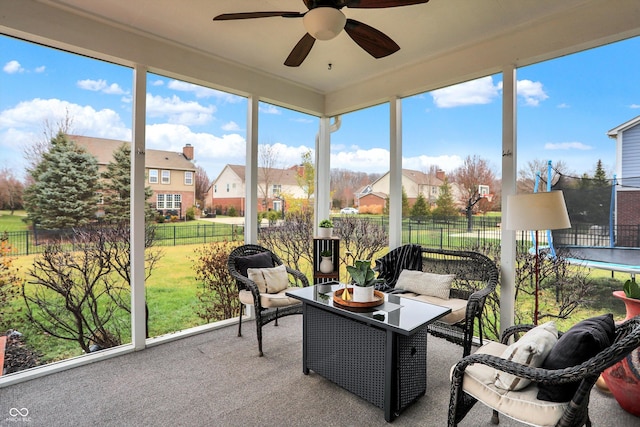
[3,216,638,257]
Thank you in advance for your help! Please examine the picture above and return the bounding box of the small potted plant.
[318,218,334,238]
[346,259,382,302]
[319,249,333,273]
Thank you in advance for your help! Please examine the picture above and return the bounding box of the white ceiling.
[4,0,640,116]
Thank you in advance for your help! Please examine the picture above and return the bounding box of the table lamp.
[504,191,571,324]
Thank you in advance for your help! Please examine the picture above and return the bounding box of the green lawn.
[0,210,28,232]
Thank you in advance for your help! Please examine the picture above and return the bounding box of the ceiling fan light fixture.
[303,7,346,41]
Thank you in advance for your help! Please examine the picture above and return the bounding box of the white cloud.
[630,104,640,109]
[167,80,243,102]
[332,147,390,173]
[77,79,127,95]
[517,79,548,106]
[259,104,281,115]
[77,78,107,91]
[431,76,500,108]
[402,154,464,173]
[222,121,241,131]
[146,94,216,126]
[151,79,164,86]
[431,76,548,108]
[3,60,24,74]
[557,103,570,109]
[544,141,593,150]
[34,66,46,73]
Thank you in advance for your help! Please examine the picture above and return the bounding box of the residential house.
[210,164,308,216]
[359,168,446,211]
[71,135,197,217]
[608,115,640,245]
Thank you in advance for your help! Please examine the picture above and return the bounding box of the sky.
[2,34,640,187]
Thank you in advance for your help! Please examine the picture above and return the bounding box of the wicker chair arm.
[454,317,640,386]
[499,324,536,344]
[285,266,310,287]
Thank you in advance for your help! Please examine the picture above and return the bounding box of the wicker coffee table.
[286,283,451,422]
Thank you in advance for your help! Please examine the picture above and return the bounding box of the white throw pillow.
[247,264,289,294]
[394,269,455,300]
[494,321,558,391]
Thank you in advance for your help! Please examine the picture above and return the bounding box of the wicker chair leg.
[256,310,264,357]
[274,308,279,327]
[491,410,499,424]
[237,305,243,337]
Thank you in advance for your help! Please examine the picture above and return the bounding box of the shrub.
[227,206,237,217]
[192,240,242,322]
[186,206,196,221]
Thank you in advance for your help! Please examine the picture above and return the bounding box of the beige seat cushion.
[239,287,302,308]
[452,341,568,427]
[398,293,467,325]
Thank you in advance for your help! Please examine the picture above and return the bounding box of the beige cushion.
[398,293,467,325]
[494,321,558,391]
[451,341,568,427]
[395,269,455,299]
[247,264,289,294]
[239,288,302,308]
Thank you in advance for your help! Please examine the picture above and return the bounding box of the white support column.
[315,116,331,232]
[389,97,402,249]
[245,96,259,244]
[501,64,517,333]
[131,65,147,350]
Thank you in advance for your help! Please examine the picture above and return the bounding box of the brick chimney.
[436,169,445,181]
[183,144,194,160]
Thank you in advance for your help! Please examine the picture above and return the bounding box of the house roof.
[607,114,640,137]
[3,1,639,117]
[402,169,444,187]
[70,135,196,171]
[215,164,303,186]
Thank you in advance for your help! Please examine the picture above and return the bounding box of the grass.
[0,210,28,232]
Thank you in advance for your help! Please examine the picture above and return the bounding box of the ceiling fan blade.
[213,12,303,21]
[344,19,399,59]
[284,33,316,67]
[343,0,429,8]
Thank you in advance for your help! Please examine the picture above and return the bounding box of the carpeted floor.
[0,316,637,427]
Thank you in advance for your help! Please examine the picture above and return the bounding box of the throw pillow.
[234,251,274,277]
[247,264,289,294]
[537,313,616,402]
[494,321,558,391]
[395,269,455,300]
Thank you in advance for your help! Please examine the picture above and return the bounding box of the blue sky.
[1,34,639,183]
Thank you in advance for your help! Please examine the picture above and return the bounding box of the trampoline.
[555,246,640,275]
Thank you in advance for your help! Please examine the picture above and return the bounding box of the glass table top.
[286,283,451,335]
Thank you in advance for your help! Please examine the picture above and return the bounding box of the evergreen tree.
[593,159,608,187]
[432,178,458,219]
[24,132,100,229]
[401,186,410,218]
[101,143,154,222]
[410,192,430,219]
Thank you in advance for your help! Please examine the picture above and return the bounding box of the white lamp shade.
[504,191,571,231]
[303,7,346,41]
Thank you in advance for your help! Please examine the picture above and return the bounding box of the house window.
[184,171,193,185]
[214,184,217,193]
[166,194,174,209]
[272,184,281,196]
[149,169,158,184]
[174,194,182,209]
[161,170,170,184]
[226,184,230,192]
[157,194,165,209]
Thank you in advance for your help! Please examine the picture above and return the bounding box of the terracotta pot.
[602,291,640,417]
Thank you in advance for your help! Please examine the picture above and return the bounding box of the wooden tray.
[333,288,385,308]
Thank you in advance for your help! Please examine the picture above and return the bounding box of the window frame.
[149,169,159,184]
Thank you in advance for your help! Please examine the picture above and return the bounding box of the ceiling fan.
[213,0,430,67]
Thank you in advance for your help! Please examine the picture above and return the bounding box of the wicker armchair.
[448,316,640,427]
[375,245,499,356]
[228,244,309,356]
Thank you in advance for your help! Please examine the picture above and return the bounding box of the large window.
[149,169,159,183]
